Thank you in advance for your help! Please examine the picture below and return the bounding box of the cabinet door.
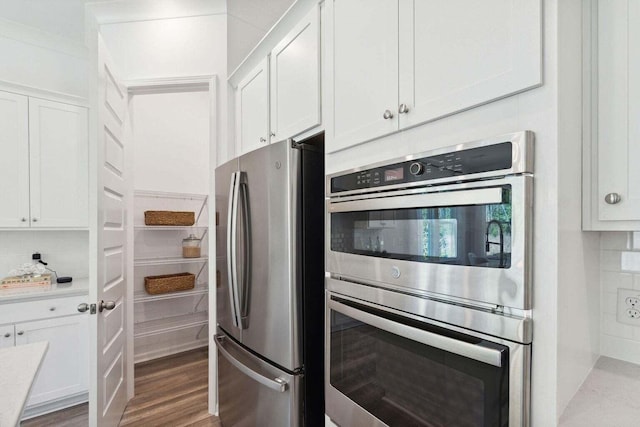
[0,324,15,348]
[0,91,29,228]
[236,58,270,155]
[29,98,88,227]
[270,5,321,141]
[597,0,640,221]
[399,0,541,129]
[329,0,399,152]
[15,315,88,407]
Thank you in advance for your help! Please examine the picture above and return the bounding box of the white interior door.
[89,33,130,427]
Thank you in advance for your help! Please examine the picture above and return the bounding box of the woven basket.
[144,211,195,226]
[144,273,195,295]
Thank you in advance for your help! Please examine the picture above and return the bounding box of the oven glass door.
[330,185,512,269]
[328,296,510,427]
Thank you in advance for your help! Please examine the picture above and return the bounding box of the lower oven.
[325,279,531,427]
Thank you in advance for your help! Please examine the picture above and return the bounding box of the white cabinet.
[0,91,29,227]
[29,98,89,228]
[0,90,88,228]
[327,0,542,153]
[0,294,88,417]
[15,315,88,407]
[235,5,321,155]
[583,0,640,230]
[270,5,321,142]
[236,58,270,155]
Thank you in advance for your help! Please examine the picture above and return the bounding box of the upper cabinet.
[583,0,640,230]
[236,58,270,155]
[270,5,321,143]
[326,0,542,153]
[233,4,321,156]
[0,90,88,228]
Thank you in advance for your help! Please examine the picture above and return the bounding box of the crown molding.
[0,17,88,59]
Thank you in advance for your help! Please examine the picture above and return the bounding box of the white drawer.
[0,295,87,324]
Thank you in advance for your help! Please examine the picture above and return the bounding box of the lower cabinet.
[0,294,88,418]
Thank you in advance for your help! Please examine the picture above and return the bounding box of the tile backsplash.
[600,232,640,364]
[0,231,89,280]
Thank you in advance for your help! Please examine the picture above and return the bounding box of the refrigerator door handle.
[227,171,243,328]
[239,178,251,329]
[215,334,289,393]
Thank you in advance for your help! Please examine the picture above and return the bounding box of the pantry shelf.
[134,256,209,267]
[134,312,209,338]
[134,283,208,303]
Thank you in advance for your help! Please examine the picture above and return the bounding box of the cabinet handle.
[399,104,410,114]
[383,110,394,120]
[32,218,38,222]
[270,132,276,137]
[49,307,56,311]
[4,333,10,338]
[259,137,267,143]
[17,331,24,336]
[604,193,622,205]
[21,217,27,222]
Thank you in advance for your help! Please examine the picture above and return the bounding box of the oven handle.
[329,187,503,212]
[328,297,504,367]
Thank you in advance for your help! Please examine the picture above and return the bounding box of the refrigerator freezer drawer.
[216,333,301,427]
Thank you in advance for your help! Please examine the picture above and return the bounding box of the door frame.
[124,75,219,414]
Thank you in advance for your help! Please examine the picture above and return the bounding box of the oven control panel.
[331,141,513,193]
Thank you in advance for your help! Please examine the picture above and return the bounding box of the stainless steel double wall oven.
[325,132,534,427]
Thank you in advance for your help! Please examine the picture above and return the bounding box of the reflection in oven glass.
[330,310,509,427]
[331,186,512,269]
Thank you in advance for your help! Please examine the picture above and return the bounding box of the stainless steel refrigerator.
[214,134,324,427]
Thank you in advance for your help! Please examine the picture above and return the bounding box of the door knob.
[99,300,116,312]
[77,303,89,313]
[604,193,622,204]
[383,110,394,120]
[399,104,410,114]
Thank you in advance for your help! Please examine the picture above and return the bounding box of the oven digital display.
[384,167,404,182]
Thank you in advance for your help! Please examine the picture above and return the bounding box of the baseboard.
[135,341,208,364]
[601,334,640,365]
[21,391,88,420]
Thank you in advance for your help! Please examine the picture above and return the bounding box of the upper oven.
[326,131,534,310]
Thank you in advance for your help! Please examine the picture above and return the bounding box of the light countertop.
[0,277,89,303]
[0,341,48,427]
[559,356,640,427]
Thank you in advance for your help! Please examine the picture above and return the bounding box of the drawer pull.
[3,333,10,338]
[17,331,24,336]
[49,307,56,311]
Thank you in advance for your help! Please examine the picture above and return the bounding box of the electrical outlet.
[617,288,640,325]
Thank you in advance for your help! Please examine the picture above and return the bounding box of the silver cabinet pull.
[32,218,38,222]
[270,132,275,137]
[17,331,24,336]
[383,110,393,120]
[4,333,10,338]
[604,193,622,204]
[49,307,56,311]
[21,218,27,222]
[399,103,409,114]
[259,137,267,143]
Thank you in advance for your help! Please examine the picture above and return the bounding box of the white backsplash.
[0,231,89,280]
[600,232,640,364]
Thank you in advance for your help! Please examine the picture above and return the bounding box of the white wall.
[600,232,640,364]
[0,18,88,98]
[0,231,89,280]
[100,14,228,163]
[555,0,602,416]
[131,91,210,195]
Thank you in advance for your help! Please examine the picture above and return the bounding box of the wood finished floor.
[22,347,220,427]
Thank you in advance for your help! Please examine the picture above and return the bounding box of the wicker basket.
[144,211,195,226]
[144,273,195,295]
